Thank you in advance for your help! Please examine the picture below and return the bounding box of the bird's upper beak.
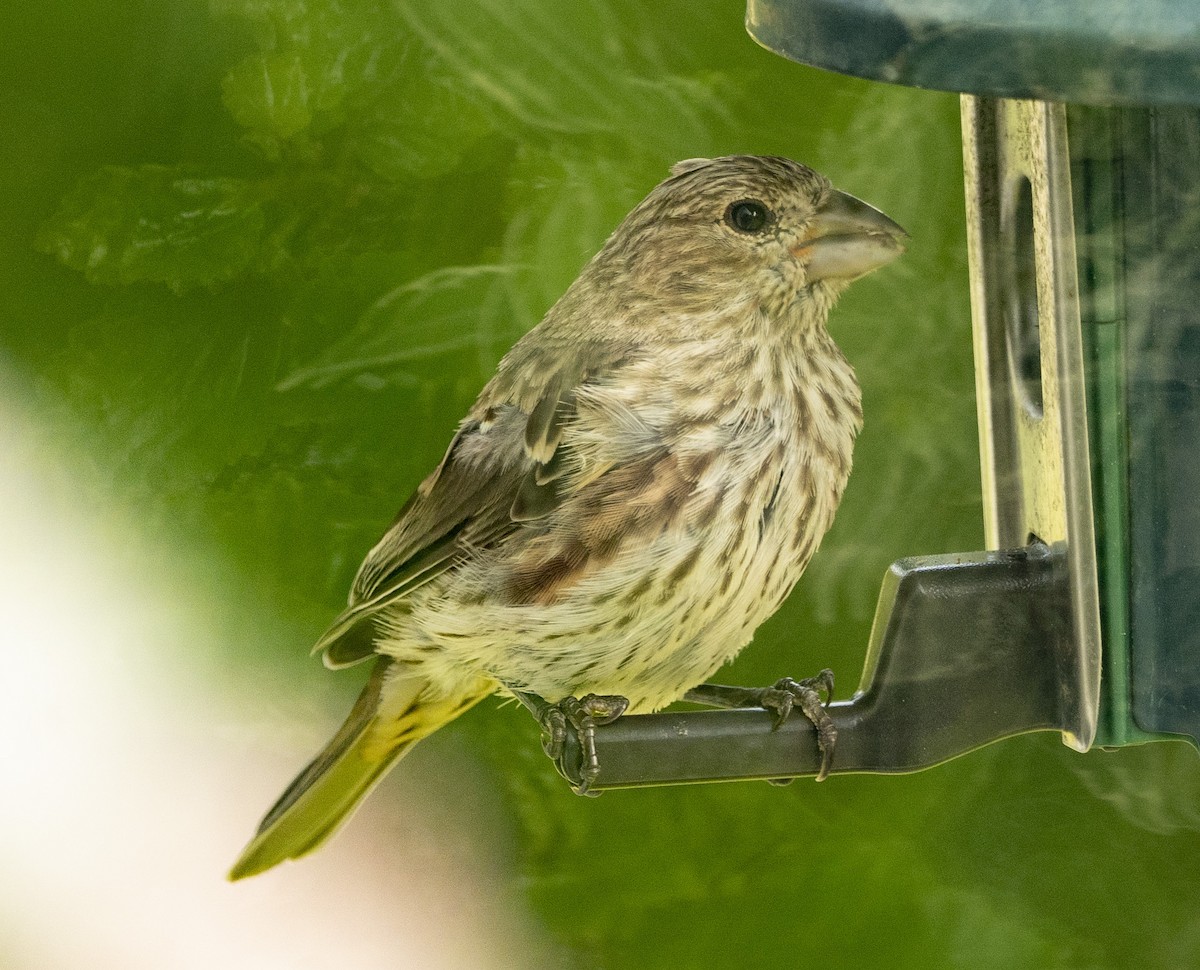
[790,189,908,282]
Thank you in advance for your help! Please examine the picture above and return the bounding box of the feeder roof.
[747,0,1200,106]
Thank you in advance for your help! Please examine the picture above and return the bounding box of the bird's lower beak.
[790,189,908,282]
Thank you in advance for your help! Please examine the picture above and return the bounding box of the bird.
[229,155,906,880]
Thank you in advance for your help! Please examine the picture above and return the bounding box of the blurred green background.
[3,1,1200,967]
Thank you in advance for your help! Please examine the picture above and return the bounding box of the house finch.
[230,155,905,879]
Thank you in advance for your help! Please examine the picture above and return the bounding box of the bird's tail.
[228,657,485,880]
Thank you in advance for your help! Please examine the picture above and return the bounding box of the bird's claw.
[758,670,837,782]
[536,693,628,795]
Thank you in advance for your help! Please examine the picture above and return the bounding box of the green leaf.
[213,0,407,156]
[35,166,267,292]
[222,51,316,147]
[353,69,496,182]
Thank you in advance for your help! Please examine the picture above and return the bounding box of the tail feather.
[228,659,483,880]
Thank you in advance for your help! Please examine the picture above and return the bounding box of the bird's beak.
[790,190,908,282]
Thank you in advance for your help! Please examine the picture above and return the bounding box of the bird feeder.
[550,0,1200,789]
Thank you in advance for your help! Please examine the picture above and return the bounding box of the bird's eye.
[725,200,771,234]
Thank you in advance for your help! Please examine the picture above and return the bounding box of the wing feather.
[312,341,635,667]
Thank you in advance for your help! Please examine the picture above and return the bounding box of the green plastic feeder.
[547,0,1200,790]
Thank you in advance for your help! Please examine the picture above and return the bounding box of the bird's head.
[593,155,907,325]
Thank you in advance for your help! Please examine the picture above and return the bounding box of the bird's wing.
[314,339,633,668]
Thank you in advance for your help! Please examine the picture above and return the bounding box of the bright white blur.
[0,382,548,970]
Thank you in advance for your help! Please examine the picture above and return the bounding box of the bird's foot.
[684,669,837,781]
[758,671,836,781]
[514,690,628,795]
[542,694,629,794]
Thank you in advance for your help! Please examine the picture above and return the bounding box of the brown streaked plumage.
[230,155,906,879]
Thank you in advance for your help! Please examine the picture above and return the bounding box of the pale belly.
[387,447,842,713]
